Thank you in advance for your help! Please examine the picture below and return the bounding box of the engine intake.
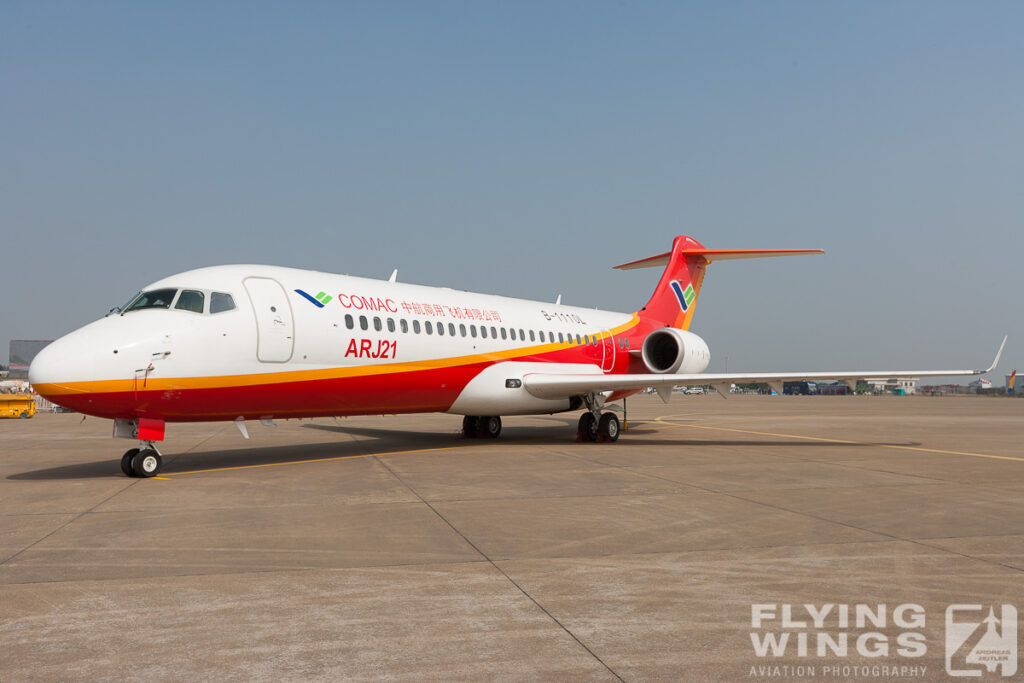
[641,328,711,374]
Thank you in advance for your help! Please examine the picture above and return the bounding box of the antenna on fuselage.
[388,269,398,283]
[555,294,562,305]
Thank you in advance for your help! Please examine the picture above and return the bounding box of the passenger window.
[490,326,497,339]
[518,329,525,340]
[481,326,488,339]
[175,290,205,313]
[625,339,630,349]
[425,321,433,335]
[210,292,235,314]
[359,315,368,331]
[500,328,507,340]
[373,317,382,332]
[413,320,421,334]
[618,338,623,349]
[575,334,581,345]
[387,318,395,333]
[345,314,354,329]
[400,319,409,333]
[449,323,456,336]
[529,330,536,342]
[459,324,467,337]
[558,332,564,343]
[124,288,177,312]
[470,325,477,338]
[436,321,444,336]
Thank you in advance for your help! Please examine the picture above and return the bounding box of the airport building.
[864,377,919,395]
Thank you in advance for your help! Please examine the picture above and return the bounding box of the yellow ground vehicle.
[0,395,36,419]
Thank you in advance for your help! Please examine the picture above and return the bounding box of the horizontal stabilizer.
[614,248,824,270]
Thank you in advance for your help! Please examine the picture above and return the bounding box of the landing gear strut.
[462,415,502,439]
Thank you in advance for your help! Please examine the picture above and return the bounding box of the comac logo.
[670,280,696,312]
[946,604,1018,677]
[295,289,332,308]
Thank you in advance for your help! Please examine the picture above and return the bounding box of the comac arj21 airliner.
[29,236,1004,478]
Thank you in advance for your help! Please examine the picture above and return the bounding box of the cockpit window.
[124,289,177,312]
[175,290,205,313]
[210,292,236,314]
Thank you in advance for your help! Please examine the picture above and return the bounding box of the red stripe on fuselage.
[50,342,647,422]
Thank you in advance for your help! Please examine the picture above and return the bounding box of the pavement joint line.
[714,485,1024,577]
[576,413,1024,577]
[552,423,1024,577]
[363,439,625,682]
[0,478,142,569]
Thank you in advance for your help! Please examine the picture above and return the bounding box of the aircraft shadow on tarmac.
[7,419,922,480]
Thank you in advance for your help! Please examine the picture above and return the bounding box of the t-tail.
[614,235,825,329]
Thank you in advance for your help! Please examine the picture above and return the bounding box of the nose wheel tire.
[462,415,479,438]
[121,448,140,477]
[131,449,163,478]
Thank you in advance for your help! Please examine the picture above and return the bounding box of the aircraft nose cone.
[28,338,68,395]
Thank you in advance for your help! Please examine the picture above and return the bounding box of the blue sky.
[2,2,1021,379]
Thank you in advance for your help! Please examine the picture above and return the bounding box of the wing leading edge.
[523,337,1007,400]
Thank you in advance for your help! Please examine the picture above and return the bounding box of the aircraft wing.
[523,337,1006,400]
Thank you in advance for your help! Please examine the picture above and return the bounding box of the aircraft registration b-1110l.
[30,236,1004,478]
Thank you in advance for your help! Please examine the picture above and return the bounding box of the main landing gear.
[576,392,620,443]
[463,415,502,439]
[120,443,163,478]
[577,411,620,442]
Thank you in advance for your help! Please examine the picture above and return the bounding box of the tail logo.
[295,289,332,308]
[670,280,696,312]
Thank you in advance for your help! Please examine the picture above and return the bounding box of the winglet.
[981,336,1007,374]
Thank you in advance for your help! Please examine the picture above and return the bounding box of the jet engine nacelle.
[641,328,711,375]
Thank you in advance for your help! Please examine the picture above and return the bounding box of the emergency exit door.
[244,277,295,362]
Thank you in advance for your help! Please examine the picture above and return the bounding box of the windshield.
[123,288,178,313]
[108,291,141,316]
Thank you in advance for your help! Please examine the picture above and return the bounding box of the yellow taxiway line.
[658,420,1024,464]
